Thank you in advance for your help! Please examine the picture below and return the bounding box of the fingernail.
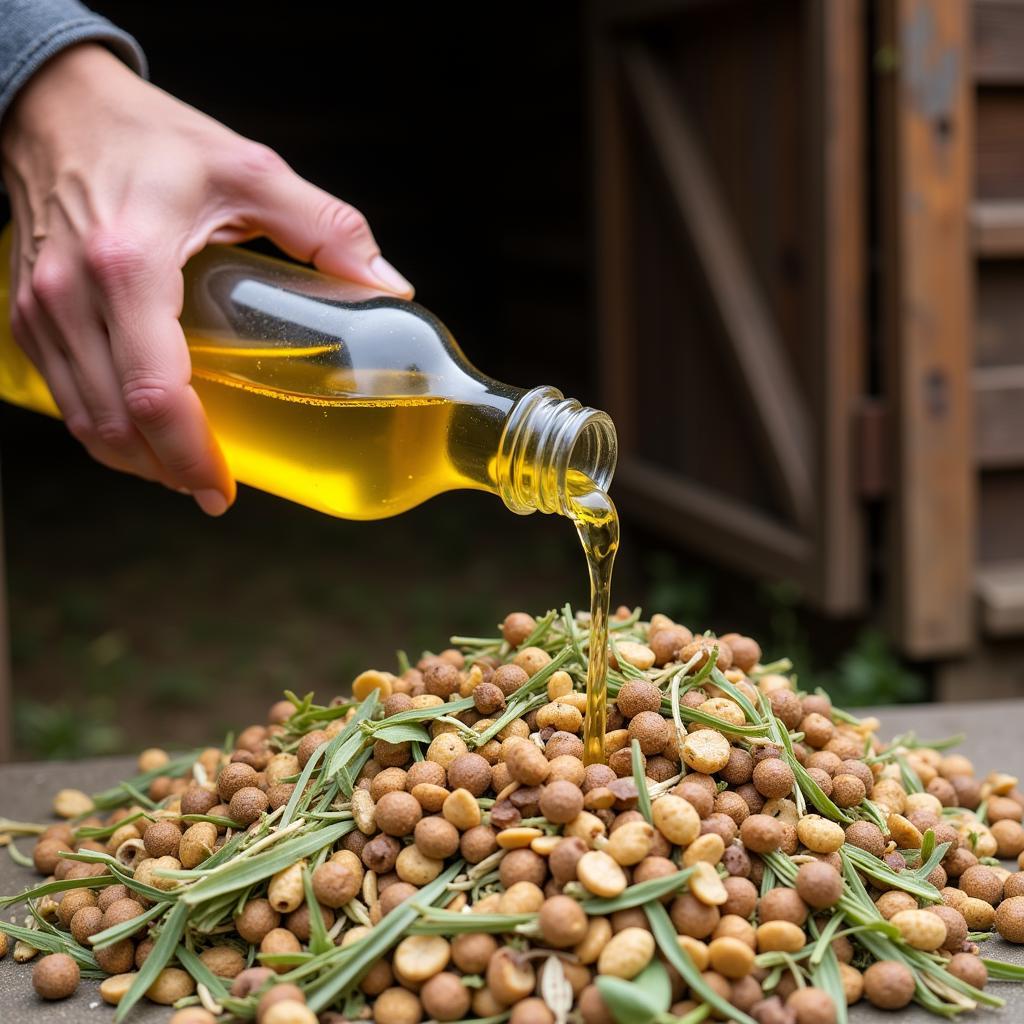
[194,489,229,516]
[370,255,413,295]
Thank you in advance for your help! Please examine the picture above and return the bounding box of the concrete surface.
[1,705,1023,1021]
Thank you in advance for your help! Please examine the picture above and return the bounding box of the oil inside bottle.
[188,349,482,519]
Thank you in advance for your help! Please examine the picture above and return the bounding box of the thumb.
[241,159,413,296]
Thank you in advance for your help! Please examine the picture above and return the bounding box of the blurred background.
[1,0,1019,760]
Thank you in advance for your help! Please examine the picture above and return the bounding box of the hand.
[0,44,413,515]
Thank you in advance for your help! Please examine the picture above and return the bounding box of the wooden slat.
[877,0,974,657]
[973,0,1024,85]
[804,0,868,613]
[972,199,1024,256]
[975,365,1024,467]
[977,560,1024,635]
[976,260,1024,367]
[620,44,816,530]
[615,456,814,585]
[856,399,891,499]
[976,89,1024,200]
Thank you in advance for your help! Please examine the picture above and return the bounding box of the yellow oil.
[190,358,476,520]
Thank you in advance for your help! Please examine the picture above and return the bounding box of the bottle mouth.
[496,386,618,516]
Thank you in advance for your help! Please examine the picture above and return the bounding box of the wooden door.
[589,0,868,615]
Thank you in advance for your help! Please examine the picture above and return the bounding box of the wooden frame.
[877,0,974,657]
[588,0,867,614]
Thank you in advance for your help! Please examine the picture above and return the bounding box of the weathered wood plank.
[972,199,1024,256]
[877,0,974,657]
[976,560,1024,636]
[976,260,1024,368]
[973,0,1024,85]
[975,365,1024,467]
[976,89,1024,200]
[805,0,868,613]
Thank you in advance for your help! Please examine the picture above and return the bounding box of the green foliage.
[14,698,123,759]
[821,629,925,706]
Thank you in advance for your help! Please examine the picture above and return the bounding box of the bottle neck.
[495,386,618,517]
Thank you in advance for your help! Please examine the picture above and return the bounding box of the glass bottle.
[0,229,616,520]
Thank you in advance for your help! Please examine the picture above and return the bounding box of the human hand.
[0,43,412,515]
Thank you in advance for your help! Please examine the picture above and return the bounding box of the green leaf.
[118,780,156,810]
[59,849,175,904]
[306,861,463,1012]
[323,691,381,778]
[676,1005,712,1024]
[366,695,473,731]
[302,865,333,955]
[635,959,672,1011]
[631,740,653,824]
[609,635,647,681]
[562,603,588,667]
[675,705,768,736]
[645,901,757,1024]
[914,839,951,882]
[895,754,924,795]
[709,667,762,723]
[174,942,231,1002]
[919,827,935,864]
[516,608,559,650]
[409,908,534,934]
[808,916,848,1024]
[180,814,242,829]
[90,750,202,811]
[982,958,1024,982]
[89,901,170,949]
[280,724,351,829]
[368,724,432,745]
[596,960,670,1024]
[180,821,352,906]
[758,691,852,822]
[115,900,188,1022]
[808,912,846,966]
[580,868,694,914]
[73,812,151,841]
[0,872,116,909]
[844,845,942,902]
[5,841,31,868]
[0,920,98,968]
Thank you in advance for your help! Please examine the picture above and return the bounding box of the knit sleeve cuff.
[0,4,147,128]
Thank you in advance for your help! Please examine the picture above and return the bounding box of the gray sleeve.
[0,0,146,125]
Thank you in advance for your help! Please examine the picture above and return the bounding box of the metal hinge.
[856,398,889,499]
